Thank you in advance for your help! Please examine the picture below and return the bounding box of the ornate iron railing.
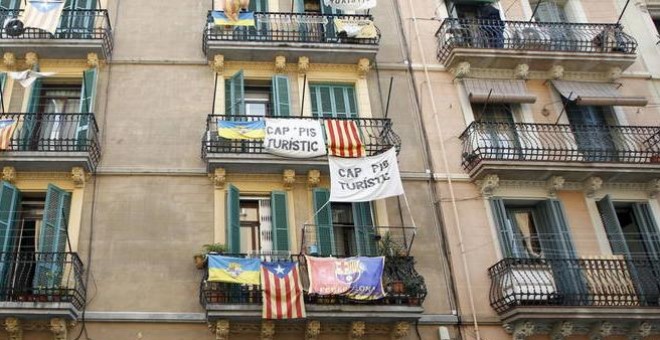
[436,18,637,64]
[199,253,426,308]
[0,252,86,311]
[460,122,660,172]
[300,224,415,257]
[202,115,400,158]
[203,11,380,53]
[0,9,113,55]
[0,112,101,168]
[489,258,660,313]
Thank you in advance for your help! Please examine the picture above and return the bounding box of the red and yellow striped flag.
[324,119,365,158]
[0,119,17,151]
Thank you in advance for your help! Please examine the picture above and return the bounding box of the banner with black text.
[264,119,327,158]
[329,148,403,202]
[323,0,377,11]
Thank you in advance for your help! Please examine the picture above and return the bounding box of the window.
[245,82,271,117]
[472,103,521,159]
[309,84,358,118]
[529,0,568,23]
[224,70,291,117]
[564,101,617,162]
[312,188,376,256]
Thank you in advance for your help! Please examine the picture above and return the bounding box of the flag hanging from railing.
[217,120,265,140]
[263,118,326,158]
[325,119,365,158]
[20,0,66,35]
[324,0,377,11]
[211,11,256,26]
[208,255,261,285]
[0,119,17,150]
[261,261,306,319]
[306,256,385,300]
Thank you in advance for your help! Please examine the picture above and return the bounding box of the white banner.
[324,0,377,11]
[264,119,327,158]
[329,148,403,202]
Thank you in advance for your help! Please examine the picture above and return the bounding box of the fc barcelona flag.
[324,119,365,158]
[20,0,66,35]
[261,261,306,319]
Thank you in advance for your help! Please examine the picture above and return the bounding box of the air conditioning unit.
[501,267,556,302]
[3,17,24,37]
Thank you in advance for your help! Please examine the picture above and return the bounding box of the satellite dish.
[3,17,25,37]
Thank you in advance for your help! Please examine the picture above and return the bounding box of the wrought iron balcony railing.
[0,9,113,55]
[436,18,637,64]
[460,122,660,172]
[489,257,660,314]
[202,115,400,159]
[0,252,86,311]
[203,11,379,52]
[0,112,101,168]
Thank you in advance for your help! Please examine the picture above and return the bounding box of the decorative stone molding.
[298,56,310,75]
[451,61,471,78]
[548,65,564,80]
[87,52,100,68]
[546,176,565,198]
[349,321,366,340]
[3,52,16,69]
[628,321,652,340]
[71,167,87,188]
[283,169,296,190]
[261,321,275,340]
[275,56,286,73]
[306,321,321,340]
[391,322,410,340]
[551,321,574,340]
[307,169,321,189]
[210,320,230,340]
[514,63,530,79]
[506,321,535,340]
[479,174,500,198]
[212,168,227,189]
[25,52,38,67]
[607,67,622,81]
[647,179,660,198]
[583,177,603,198]
[49,318,68,340]
[2,166,17,183]
[212,54,225,73]
[589,321,614,340]
[5,317,23,340]
[357,58,371,78]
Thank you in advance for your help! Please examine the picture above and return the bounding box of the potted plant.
[194,243,226,269]
[378,232,406,294]
[650,153,660,163]
[404,276,423,306]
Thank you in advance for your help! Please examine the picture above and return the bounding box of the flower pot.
[194,255,206,269]
[650,154,660,163]
[408,297,420,306]
[391,281,405,294]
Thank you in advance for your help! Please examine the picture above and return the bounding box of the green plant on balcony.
[378,232,407,294]
[194,243,226,269]
[403,276,424,305]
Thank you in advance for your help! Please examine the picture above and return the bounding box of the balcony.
[0,9,113,59]
[203,12,380,63]
[1,112,101,172]
[436,18,637,72]
[460,122,660,182]
[489,258,660,337]
[202,115,400,173]
[0,252,86,320]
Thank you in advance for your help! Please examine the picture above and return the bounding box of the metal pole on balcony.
[478,89,494,119]
[299,74,307,117]
[212,72,218,115]
[529,0,543,22]
[554,91,573,124]
[384,76,393,119]
[616,0,631,25]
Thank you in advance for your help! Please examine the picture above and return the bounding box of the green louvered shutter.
[313,188,335,256]
[597,196,631,255]
[225,70,245,117]
[21,77,42,150]
[631,203,660,302]
[77,68,98,149]
[271,75,291,117]
[33,184,71,289]
[489,198,525,258]
[271,191,289,251]
[0,0,21,10]
[319,0,340,42]
[61,0,96,38]
[0,181,20,288]
[248,0,267,11]
[332,86,348,118]
[310,85,357,118]
[345,86,358,118]
[352,202,376,256]
[310,86,319,116]
[226,184,241,253]
[294,0,305,12]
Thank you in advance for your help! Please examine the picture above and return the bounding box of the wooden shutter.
[248,0,267,11]
[225,70,245,116]
[294,0,305,12]
[22,77,42,150]
[310,84,357,118]
[33,184,71,289]
[631,203,660,302]
[632,203,660,260]
[310,85,319,117]
[0,72,5,113]
[313,188,335,256]
[77,68,98,148]
[226,184,241,253]
[0,181,20,287]
[534,1,567,22]
[352,202,376,256]
[271,75,291,117]
[345,86,358,118]
[0,0,21,10]
[597,195,631,256]
[271,191,289,251]
[489,198,525,258]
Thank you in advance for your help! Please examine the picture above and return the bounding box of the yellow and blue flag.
[217,120,266,140]
[208,255,261,285]
[211,11,256,27]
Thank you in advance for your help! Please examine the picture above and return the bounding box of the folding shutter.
[596,195,631,255]
[22,77,42,150]
[332,86,348,118]
[294,0,305,12]
[345,86,358,118]
[271,75,291,117]
[225,70,245,116]
[226,184,241,253]
[313,188,335,256]
[352,202,376,256]
[489,198,525,258]
[0,181,20,288]
[270,191,289,251]
[310,86,319,117]
[631,203,660,302]
[77,68,98,148]
[534,1,566,22]
[33,184,71,289]
[0,0,21,10]
[248,0,267,11]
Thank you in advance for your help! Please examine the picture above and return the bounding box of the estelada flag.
[0,119,18,151]
[324,119,365,158]
[208,255,261,285]
[261,261,306,319]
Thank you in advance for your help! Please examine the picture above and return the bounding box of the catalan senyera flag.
[20,0,66,35]
[324,119,365,158]
[211,11,256,26]
[0,119,18,151]
[208,255,261,285]
[261,261,306,319]
[217,120,266,140]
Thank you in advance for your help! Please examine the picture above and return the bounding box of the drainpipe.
[393,0,482,339]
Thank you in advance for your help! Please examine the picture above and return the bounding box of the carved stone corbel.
[2,166,17,183]
[451,61,471,78]
[261,320,275,340]
[551,321,574,340]
[546,176,565,198]
[71,167,87,188]
[391,321,410,340]
[210,320,230,340]
[298,56,310,75]
[87,52,100,68]
[4,317,23,340]
[3,52,16,69]
[49,318,68,340]
[583,176,603,198]
[305,320,321,340]
[514,64,530,80]
[357,58,371,78]
[283,169,296,190]
[548,65,564,80]
[479,174,500,198]
[212,168,227,189]
[25,52,39,68]
[627,321,652,340]
[589,321,614,340]
[607,67,622,81]
[647,179,660,198]
[307,170,320,189]
[275,56,286,74]
[212,54,225,73]
[512,321,536,340]
[349,321,366,340]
